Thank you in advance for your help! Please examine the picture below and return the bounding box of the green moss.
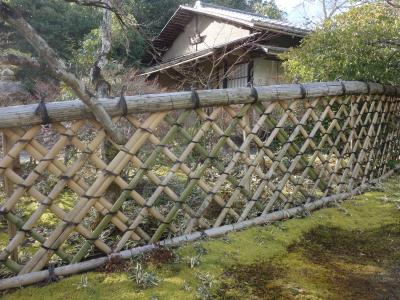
[2,176,400,299]
[38,192,77,227]
[16,192,77,228]
[0,232,8,250]
[0,192,78,259]
[153,165,187,183]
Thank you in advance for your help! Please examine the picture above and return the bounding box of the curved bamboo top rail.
[0,81,398,129]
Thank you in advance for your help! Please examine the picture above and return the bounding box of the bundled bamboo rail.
[0,81,399,289]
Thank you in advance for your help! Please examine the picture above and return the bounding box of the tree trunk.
[0,2,125,145]
[92,0,121,228]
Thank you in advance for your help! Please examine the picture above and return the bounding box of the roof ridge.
[190,1,306,30]
[195,1,278,21]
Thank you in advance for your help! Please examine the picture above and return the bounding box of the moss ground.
[2,175,400,300]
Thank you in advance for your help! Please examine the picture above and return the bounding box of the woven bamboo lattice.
[0,81,399,283]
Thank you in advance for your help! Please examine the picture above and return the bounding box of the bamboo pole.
[362,96,390,183]
[0,127,41,177]
[71,111,193,262]
[253,102,328,192]
[0,81,398,278]
[0,164,398,291]
[1,128,145,247]
[1,133,18,262]
[242,112,251,192]
[186,106,276,229]
[22,113,167,274]
[149,105,252,243]
[0,81,397,129]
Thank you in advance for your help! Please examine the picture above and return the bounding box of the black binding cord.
[247,82,258,103]
[250,86,258,103]
[365,81,371,94]
[103,169,118,177]
[382,84,387,96]
[35,100,51,125]
[47,264,59,283]
[118,85,128,116]
[299,84,307,99]
[191,88,200,109]
[340,81,346,95]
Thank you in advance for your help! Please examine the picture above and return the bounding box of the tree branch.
[64,0,125,25]
[64,0,113,10]
[0,2,125,144]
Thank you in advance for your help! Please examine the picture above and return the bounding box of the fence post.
[2,133,18,262]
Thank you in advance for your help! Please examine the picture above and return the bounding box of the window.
[227,63,248,88]
[219,62,251,89]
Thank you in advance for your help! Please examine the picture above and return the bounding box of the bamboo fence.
[0,81,399,289]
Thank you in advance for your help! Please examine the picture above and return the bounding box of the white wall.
[163,15,250,62]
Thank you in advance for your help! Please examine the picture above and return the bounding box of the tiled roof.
[153,1,309,53]
[190,1,308,35]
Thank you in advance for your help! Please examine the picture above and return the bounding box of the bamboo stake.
[165,114,263,204]
[0,164,398,291]
[0,127,41,177]
[22,113,166,274]
[71,111,193,262]
[1,125,145,255]
[242,112,251,192]
[363,97,390,182]
[254,103,328,191]
[149,105,252,243]
[1,133,18,262]
[187,106,275,229]
[0,82,398,279]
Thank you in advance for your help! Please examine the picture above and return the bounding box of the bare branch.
[296,0,370,24]
[0,1,125,144]
[157,31,278,90]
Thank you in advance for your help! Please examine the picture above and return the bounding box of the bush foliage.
[281,4,400,84]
